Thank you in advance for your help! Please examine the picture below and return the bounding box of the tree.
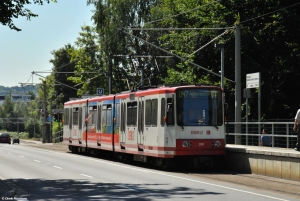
[68,25,105,96]
[0,0,56,31]
[88,0,158,92]
[147,0,300,120]
[49,44,78,107]
[24,100,42,138]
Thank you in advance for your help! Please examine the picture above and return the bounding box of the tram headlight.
[182,141,189,147]
[215,141,221,147]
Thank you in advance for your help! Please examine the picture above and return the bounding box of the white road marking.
[53,166,63,169]
[34,160,41,163]
[80,174,94,178]
[69,155,289,201]
[27,147,289,201]
[19,155,24,157]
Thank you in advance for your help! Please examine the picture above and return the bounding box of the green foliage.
[36,0,300,123]
[0,94,42,136]
[49,44,78,107]
[0,0,57,31]
[67,26,105,96]
[88,0,158,91]
[52,121,62,137]
[5,131,29,139]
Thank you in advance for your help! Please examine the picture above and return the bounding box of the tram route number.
[128,131,134,140]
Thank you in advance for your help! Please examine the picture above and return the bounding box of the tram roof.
[64,84,221,105]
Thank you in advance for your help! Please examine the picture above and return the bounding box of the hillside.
[0,85,39,96]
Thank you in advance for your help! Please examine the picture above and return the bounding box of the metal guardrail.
[225,121,297,149]
[53,130,63,144]
[49,122,297,148]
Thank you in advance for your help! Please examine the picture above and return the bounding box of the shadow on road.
[7,178,223,200]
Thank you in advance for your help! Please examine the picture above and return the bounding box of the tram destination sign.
[246,72,260,88]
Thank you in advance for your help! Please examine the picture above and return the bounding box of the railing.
[52,130,63,144]
[225,121,297,149]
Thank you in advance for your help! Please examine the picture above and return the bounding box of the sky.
[0,1,94,87]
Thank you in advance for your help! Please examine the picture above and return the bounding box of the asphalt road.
[0,140,299,201]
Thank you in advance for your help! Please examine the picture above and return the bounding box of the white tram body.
[63,85,225,165]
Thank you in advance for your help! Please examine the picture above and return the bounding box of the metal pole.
[34,120,36,138]
[246,92,248,145]
[221,46,224,89]
[108,61,112,94]
[235,24,242,144]
[214,44,225,89]
[42,81,47,143]
[50,100,52,143]
[258,72,261,143]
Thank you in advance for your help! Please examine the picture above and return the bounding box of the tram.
[63,84,225,169]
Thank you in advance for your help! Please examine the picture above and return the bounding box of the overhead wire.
[132,0,221,28]
[120,28,235,84]
[29,0,244,88]
[239,2,300,24]
[28,29,122,88]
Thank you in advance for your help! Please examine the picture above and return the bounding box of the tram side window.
[64,108,69,125]
[79,107,82,129]
[88,106,97,126]
[145,100,151,125]
[73,108,79,125]
[102,104,112,130]
[83,106,87,125]
[115,103,120,126]
[166,97,174,126]
[160,98,165,126]
[107,105,112,126]
[127,102,137,126]
[145,99,158,127]
[121,102,126,132]
[151,99,158,126]
[97,105,102,131]
[69,108,72,129]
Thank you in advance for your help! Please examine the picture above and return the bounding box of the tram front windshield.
[176,88,223,126]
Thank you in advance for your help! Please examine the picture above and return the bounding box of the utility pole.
[235,24,242,144]
[108,61,112,94]
[42,81,47,143]
[50,99,52,143]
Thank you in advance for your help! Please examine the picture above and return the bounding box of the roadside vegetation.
[1,1,299,138]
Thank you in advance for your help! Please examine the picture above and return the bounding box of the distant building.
[0,94,32,106]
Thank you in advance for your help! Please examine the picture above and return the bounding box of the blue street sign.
[47,116,52,122]
[97,88,104,95]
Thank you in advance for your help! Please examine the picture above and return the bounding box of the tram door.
[138,97,145,145]
[120,99,126,143]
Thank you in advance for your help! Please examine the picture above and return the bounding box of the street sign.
[246,72,260,88]
[47,116,52,122]
[97,88,104,95]
[52,109,63,113]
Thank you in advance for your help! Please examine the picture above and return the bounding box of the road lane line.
[27,147,289,201]
[34,160,41,163]
[80,174,94,178]
[68,155,289,201]
[53,166,63,169]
